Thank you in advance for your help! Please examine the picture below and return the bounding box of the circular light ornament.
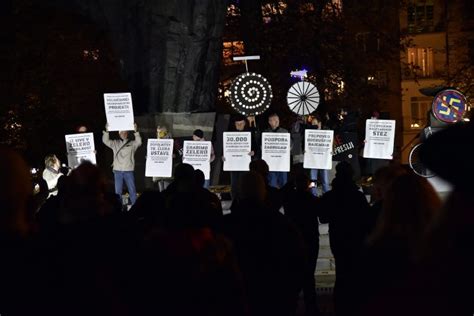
[287,81,320,115]
[230,72,273,115]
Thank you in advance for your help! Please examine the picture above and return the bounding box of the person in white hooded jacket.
[42,154,63,198]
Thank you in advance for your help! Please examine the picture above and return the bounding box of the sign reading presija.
[261,132,291,172]
[363,119,396,160]
[182,141,212,180]
[104,92,134,131]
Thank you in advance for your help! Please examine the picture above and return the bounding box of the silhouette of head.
[240,171,267,202]
[194,169,206,188]
[249,159,270,182]
[192,129,204,141]
[371,173,441,245]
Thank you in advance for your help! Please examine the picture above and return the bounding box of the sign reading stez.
[363,119,396,160]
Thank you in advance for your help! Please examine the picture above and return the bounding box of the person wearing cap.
[223,115,258,200]
[102,122,142,206]
[264,113,289,188]
[192,129,215,188]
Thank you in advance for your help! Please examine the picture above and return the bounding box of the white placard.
[223,132,251,171]
[261,133,291,172]
[304,129,334,170]
[145,139,174,177]
[363,119,396,160]
[65,133,96,168]
[182,141,212,180]
[104,93,134,131]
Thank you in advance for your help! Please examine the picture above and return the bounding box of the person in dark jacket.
[282,172,321,316]
[223,171,306,316]
[264,113,289,188]
[224,114,258,200]
[319,161,370,316]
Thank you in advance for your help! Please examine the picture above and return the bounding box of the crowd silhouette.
[0,122,473,316]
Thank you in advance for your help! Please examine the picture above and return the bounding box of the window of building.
[227,4,241,17]
[410,96,431,128]
[222,41,245,65]
[261,1,287,23]
[407,47,434,77]
[407,0,434,33]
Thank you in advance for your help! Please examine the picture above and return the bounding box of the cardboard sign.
[261,132,291,172]
[223,132,252,171]
[363,119,396,160]
[65,133,96,168]
[182,141,212,180]
[145,139,174,177]
[304,129,333,170]
[104,93,134,131]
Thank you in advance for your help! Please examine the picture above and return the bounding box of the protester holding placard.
[102,122,142,206]
[304,115,331,196]
[103,93,135,131]
[264,113,289,188]
[192,129,215,188]
[152,126,174,192]
[224,115,258,200]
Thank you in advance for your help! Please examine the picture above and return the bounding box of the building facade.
[400,0,473,163]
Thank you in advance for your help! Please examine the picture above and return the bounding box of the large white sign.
[363,119,396,160]
[223,132,251,171]
[145,139,174,178]
[65,133,96,168]
[104,93,134,131]
[261,133,291,172]
[304,129,334,170]
[182,141,212,180]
